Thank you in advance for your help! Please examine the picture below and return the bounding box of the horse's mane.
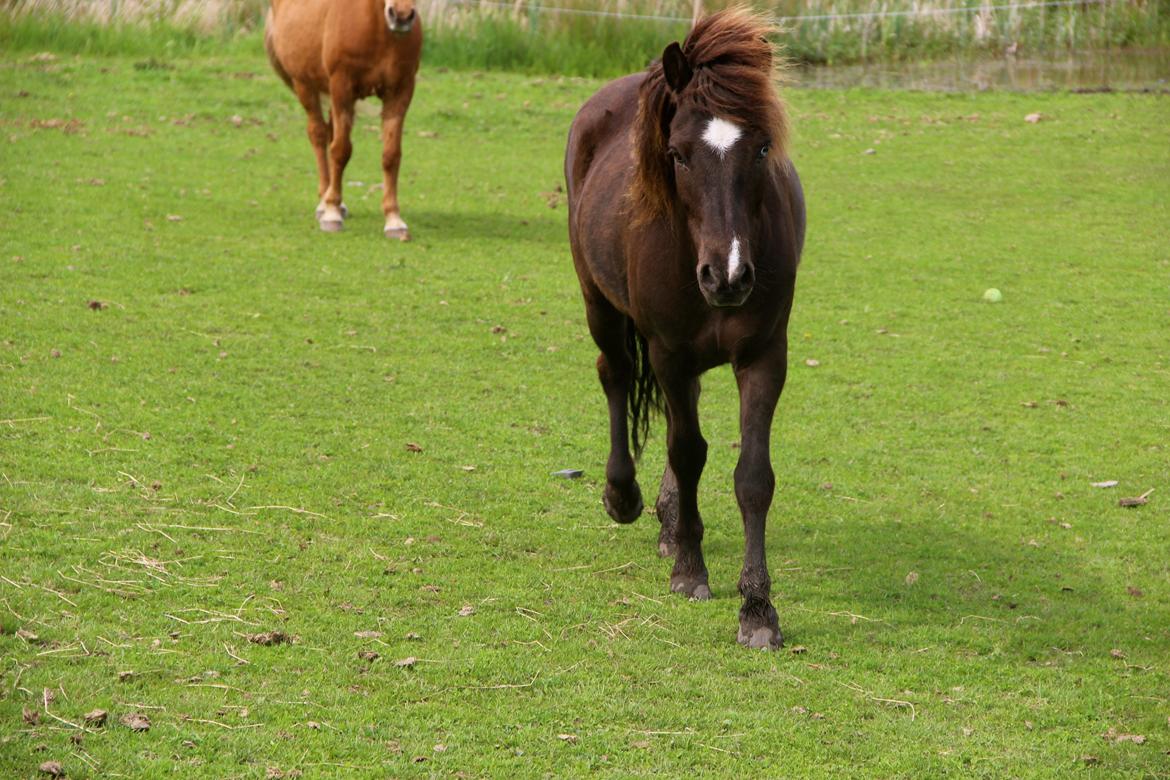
[630,6,789,222]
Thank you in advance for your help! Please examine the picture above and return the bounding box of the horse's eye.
[668,148,688,169]
[758,144,770,160]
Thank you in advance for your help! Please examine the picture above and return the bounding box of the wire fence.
[3,0,1133,29]
[444,0,1115,26]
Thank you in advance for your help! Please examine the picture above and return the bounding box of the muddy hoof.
[384,227,411,241]
[737,603,782,649]
[319,219,343,233]
[603,482,643,524]
[670,575,711,601]
[737,624,782,649]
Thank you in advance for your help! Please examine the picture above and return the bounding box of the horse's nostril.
[739,265,754,288]
[699,264,716,286]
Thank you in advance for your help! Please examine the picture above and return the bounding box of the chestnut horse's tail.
[627,321,662,460]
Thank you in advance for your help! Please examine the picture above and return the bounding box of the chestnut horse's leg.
[291,82,337,221]
[319,76,356,232]
[652,352,710,600]
[379,79,416,241]
[583,292,643,523]
[732,351,787,649]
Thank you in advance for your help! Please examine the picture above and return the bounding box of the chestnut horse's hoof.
[319,219,344,233]
[603,481,643,524]
[384,215,410,242]
[737,603,783,649]
[670,575,711,601]
[316,202,349,220]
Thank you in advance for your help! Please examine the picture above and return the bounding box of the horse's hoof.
[670,575,711,601]
[603,482,643,524]
[316,202,348,219]
[737,603,782,649]
[319,219,343,233]
[737,624,783,650]
[384,215,410,241]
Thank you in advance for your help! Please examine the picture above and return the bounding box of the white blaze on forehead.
[728,236,742,278]
[702,117,742,158]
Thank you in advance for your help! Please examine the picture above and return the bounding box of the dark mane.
[629,6,789,222]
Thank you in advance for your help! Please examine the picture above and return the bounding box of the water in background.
[795,48,1170,91]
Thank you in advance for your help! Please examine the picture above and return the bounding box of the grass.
[1,43,1169,778]
[3,0,1170,74]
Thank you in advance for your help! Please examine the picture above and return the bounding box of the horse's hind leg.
[584,293,643,524]
[653,392,681,557]
[651,354,710,600]
[655,461,680,558]
[380,78,416,241]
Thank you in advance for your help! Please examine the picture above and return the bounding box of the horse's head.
[631,11,788,309]
[384,0,416,33]
[662,43,773,307]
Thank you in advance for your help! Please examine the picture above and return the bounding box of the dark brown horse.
[265,0,421,238]
[565,8,806,649]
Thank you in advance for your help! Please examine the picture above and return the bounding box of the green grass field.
[2,45,1169,778]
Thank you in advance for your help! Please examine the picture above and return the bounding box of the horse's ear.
[662,42,693,94]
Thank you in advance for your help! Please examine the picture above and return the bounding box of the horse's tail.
[626,320,662,460]
[264,8,294,90]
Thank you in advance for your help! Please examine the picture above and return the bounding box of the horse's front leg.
[652,353,709,600]
[733,351,787,649]
[380,79,416,241]
[290,82,334,222]
[319,78,355,232]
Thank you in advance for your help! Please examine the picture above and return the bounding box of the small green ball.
[983,288,1003,303]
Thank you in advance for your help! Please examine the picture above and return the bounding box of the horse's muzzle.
[698,261,754,308]
[386,7,416,34]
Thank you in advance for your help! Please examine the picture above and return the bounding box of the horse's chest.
[641,302,775,369]
[350,67,394,99]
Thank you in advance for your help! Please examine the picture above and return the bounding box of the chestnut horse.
[265,0,421,238]
[566,8,806,649]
